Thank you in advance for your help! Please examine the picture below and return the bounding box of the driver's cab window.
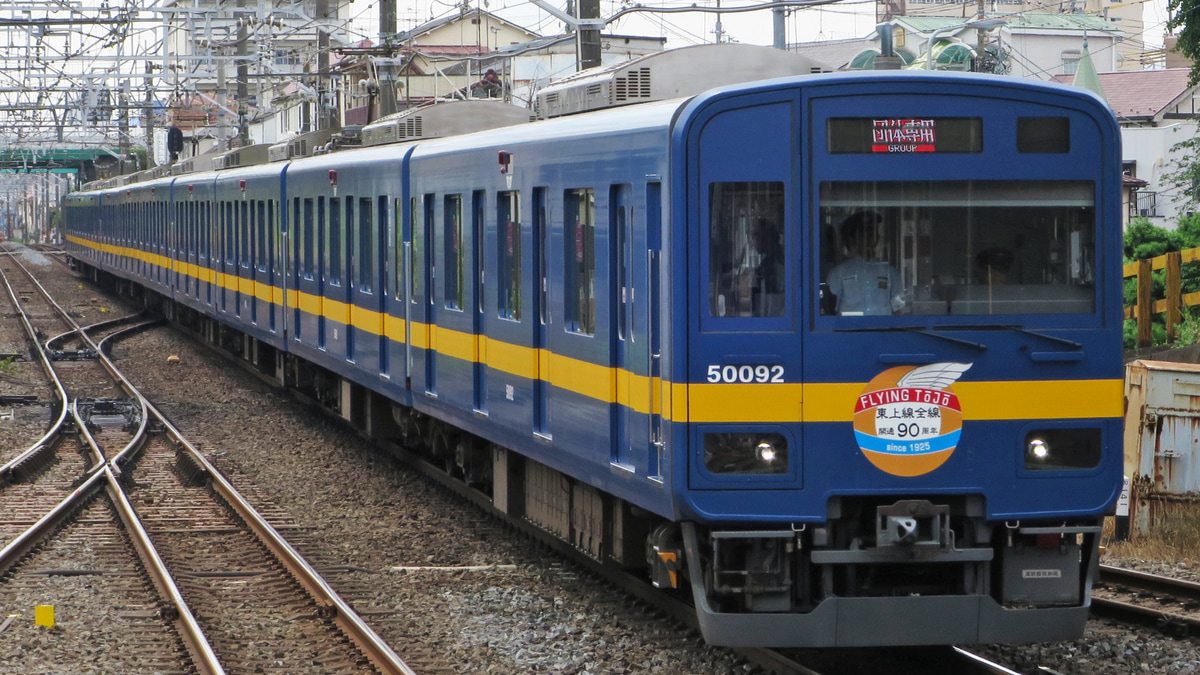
[819,180,1096,317]
[708,181,786,318]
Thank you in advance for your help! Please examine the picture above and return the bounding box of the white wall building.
[1051,69,1200,228]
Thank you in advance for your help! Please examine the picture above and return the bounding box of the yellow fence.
[1124,247,1200,347]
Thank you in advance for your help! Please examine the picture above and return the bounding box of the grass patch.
[1103,502,1200,567]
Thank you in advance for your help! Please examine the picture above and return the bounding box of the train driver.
[826,210,906,316]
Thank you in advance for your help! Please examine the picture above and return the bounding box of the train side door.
[533,187,550,437]
[421,194,437,395]
[266,199,278,334]
[374,196,389,375]
[613,184,639,471]
[472,190,487,413]
[294,196,326,347]
[328,197,350,353]
[316,197,328,349]
[238,200,249,319]
[646,182,664,480]
[687,96,802,488]
[219,201,231,314]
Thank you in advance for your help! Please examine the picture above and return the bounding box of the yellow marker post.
[34,605,54,628]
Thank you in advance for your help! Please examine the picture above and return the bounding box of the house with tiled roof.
[391,8,665,108]
[875,0,1145,70]
[1051,68,1200,228]
[806,14,1122,77]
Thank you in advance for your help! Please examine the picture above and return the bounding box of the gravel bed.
[19,248,1200,674]
[0,247,62,461]
[0,500,189,675]
[110,326,756,674]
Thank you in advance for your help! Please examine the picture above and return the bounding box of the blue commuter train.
[63,68,1124,647]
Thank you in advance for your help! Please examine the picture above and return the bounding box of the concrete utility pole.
[143,61,154,160]
[237,0,250,144]
[577,0,601,70]
[317,0,337,130]
[379,0,399,117]
[773,0,786,49]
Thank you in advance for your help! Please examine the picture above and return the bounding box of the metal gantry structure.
[0,1,372,167]
[0,0,819,243]
[0,0,365,241]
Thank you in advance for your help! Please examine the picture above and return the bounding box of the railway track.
[0,245,420,674]
[1092,564,1200,636]
[7,245,1045,674]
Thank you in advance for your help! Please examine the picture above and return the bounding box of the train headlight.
[1027,438,1049,461]
[1024,429,1102,471]
[704,433,788,475]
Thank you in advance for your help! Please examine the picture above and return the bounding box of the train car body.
[62,69,1124,648]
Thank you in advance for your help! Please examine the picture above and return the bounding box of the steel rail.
[0,249,225,672]
[46,312,147,353]
[70,398,114,473]
[1092,566,1200,635]
[1,246,150,476]
[101,461,227,675]
[0,248,70,482]
[1099,564,1200,601]
[1090,595,1200,635]
[145,399,419,675]
[953,647,1026,674]
[0,470,106,579]
[86,318,417,675]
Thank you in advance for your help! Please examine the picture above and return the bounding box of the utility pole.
[577,0,601,70]
[773,0,786,49]
[144,61,155,163]
[237,0,250,145]
[379,0,398,117]
[216,44,229,148]
[317,0,337,130]
[714,0,723,44]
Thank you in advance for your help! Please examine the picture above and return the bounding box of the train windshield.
[818,180,1095,317]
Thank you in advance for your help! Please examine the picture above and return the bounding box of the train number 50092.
[706,365,785,384]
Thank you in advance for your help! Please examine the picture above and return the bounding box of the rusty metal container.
[1124,360,1200,536]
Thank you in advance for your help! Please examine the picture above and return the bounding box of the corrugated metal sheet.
[1124,360,1200,534]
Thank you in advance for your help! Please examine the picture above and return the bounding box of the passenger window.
[267,201,276,271]
[708,181,786,318]
[564,188,595,335]
[360,197,374,291]
[303,198,314,277]
[329,198,342,284]
[410,197,422,299]
[498,191,521,321]
[225,202,235,264]
[241,201,250,268]
[317,196,326,278]
[256,201,267,272]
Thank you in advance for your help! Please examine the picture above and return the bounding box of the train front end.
[669,73,1123,647]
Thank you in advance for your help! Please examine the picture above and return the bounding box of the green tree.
[1163,133,1200,211]
[1168,0,1200,85]
[1123,218,1177,348]
[1123,215,1200,348]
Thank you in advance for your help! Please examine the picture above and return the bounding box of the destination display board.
[827,118,983,154]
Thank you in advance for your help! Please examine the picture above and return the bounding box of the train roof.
[70,69,1116,195]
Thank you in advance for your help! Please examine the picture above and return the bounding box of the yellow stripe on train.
[66,235,1124,424]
